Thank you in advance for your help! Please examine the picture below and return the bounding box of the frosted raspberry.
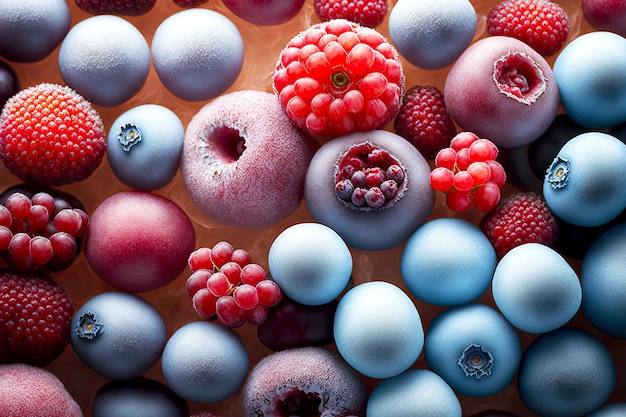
[487,0,569,56]
[0,83,106,186]
[394,85,457,159]
[273,19,404,139]
[314,0,388,28]
[480,191,559,258]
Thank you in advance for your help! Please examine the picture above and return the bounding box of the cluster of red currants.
[185,241,283,328]
[429,132,507,212]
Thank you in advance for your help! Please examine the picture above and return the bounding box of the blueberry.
[492,243,581,334]
[582,222,626,338]
[543,132,626,227]
[58,15,150,107]
[268,223,352,306]
[553,31,626,129]
[424,303,521,397]
[107,104,184,191]
[161,321,249,403]
[401,218,496,306]
[151,9,244,102]
[0,60,19,107]
[587,403,626,417]
[333,281,424,379]
[518,328,616,417]
[92,378,188,417]
[366,369,462,417]
[70,292,167,380]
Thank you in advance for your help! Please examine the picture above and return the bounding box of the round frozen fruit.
[85,191,195,292]
[366,369,462,417]
[518,328,616,417]
[543,132,626,227]
[107,104,184,191]
[588,403,626,417]
[492,243,581,334]
[445,36,560,148]
[388,0,476,69]
[92,378,189,417]
[268,223,352,306]
[58,15,150,107]
[582,222,626,338]
[70,292,167,380]
[222,0,305,25]
[304,129,434,250]
[334,281,424,379]
[241,346,367,417]
[424,303,522,397]
[401,218,497,306]
[553,31,626,129]
[152,9,244,101]
[0,0,70,62]
[582,0,626,37]
[181,90,316,228]
[161,321,249,403]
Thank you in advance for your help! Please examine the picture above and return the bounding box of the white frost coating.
[151,9,244,102]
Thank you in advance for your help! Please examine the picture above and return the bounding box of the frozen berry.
[222,0,305,26]
[273,19,404,139]
[582,0,626,37]
[480,192,558,258]
[74,0,156,15]
[0,83,106,186]
[487,0,569,56]
[394,85,456,159]
[0,60,19,107]
[0,270,74,367]
[314,0,388,27]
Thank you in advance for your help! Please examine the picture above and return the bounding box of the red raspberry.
[0,270,75,366]
[394,85,457,160]
[273,19,404,139]
[487,0,569,56]
[314,0,388,28]
[74,0,156,15]
[480,191,559,258]
[0,83,106,186]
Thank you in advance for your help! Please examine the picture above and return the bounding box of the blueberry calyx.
[546,156,570,190]
[75,311,104,340]
[118,123,142,152]
[458,344,493,379]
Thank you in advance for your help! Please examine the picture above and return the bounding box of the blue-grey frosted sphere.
[70,292,167,380]
[334,281,423,379]
[492,243,581,334]
[92,378,188,417]
[107,104,184,191]
[161,321,249,403]
[268,223,353,306]
[543,132,626,227]
[582,222,626,338]
[401,218,496,306]
[388,0,476,69]
[366,369,462,417]
[58,15,150,107]
[553,32,626,129]
[424,303,521,397]
[151,9,244,102]
[518,328,616,417]
[0,0,70,62]
[588,403,626,417]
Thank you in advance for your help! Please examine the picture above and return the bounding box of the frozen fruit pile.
[1,0,626,417]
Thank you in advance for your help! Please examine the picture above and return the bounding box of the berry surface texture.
[1,1,625,417]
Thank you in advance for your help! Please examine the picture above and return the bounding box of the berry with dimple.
[74,0,156,15]
[0,83,106,186]
[0,270,74,366]
[0,188,89,272]
[480,192,558,258]
[273,19,404,139]
[186,241,282,328]
[314,0,388,28]
[487,0,569,56]
[429,132,506,213]
[394,85,457,159]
